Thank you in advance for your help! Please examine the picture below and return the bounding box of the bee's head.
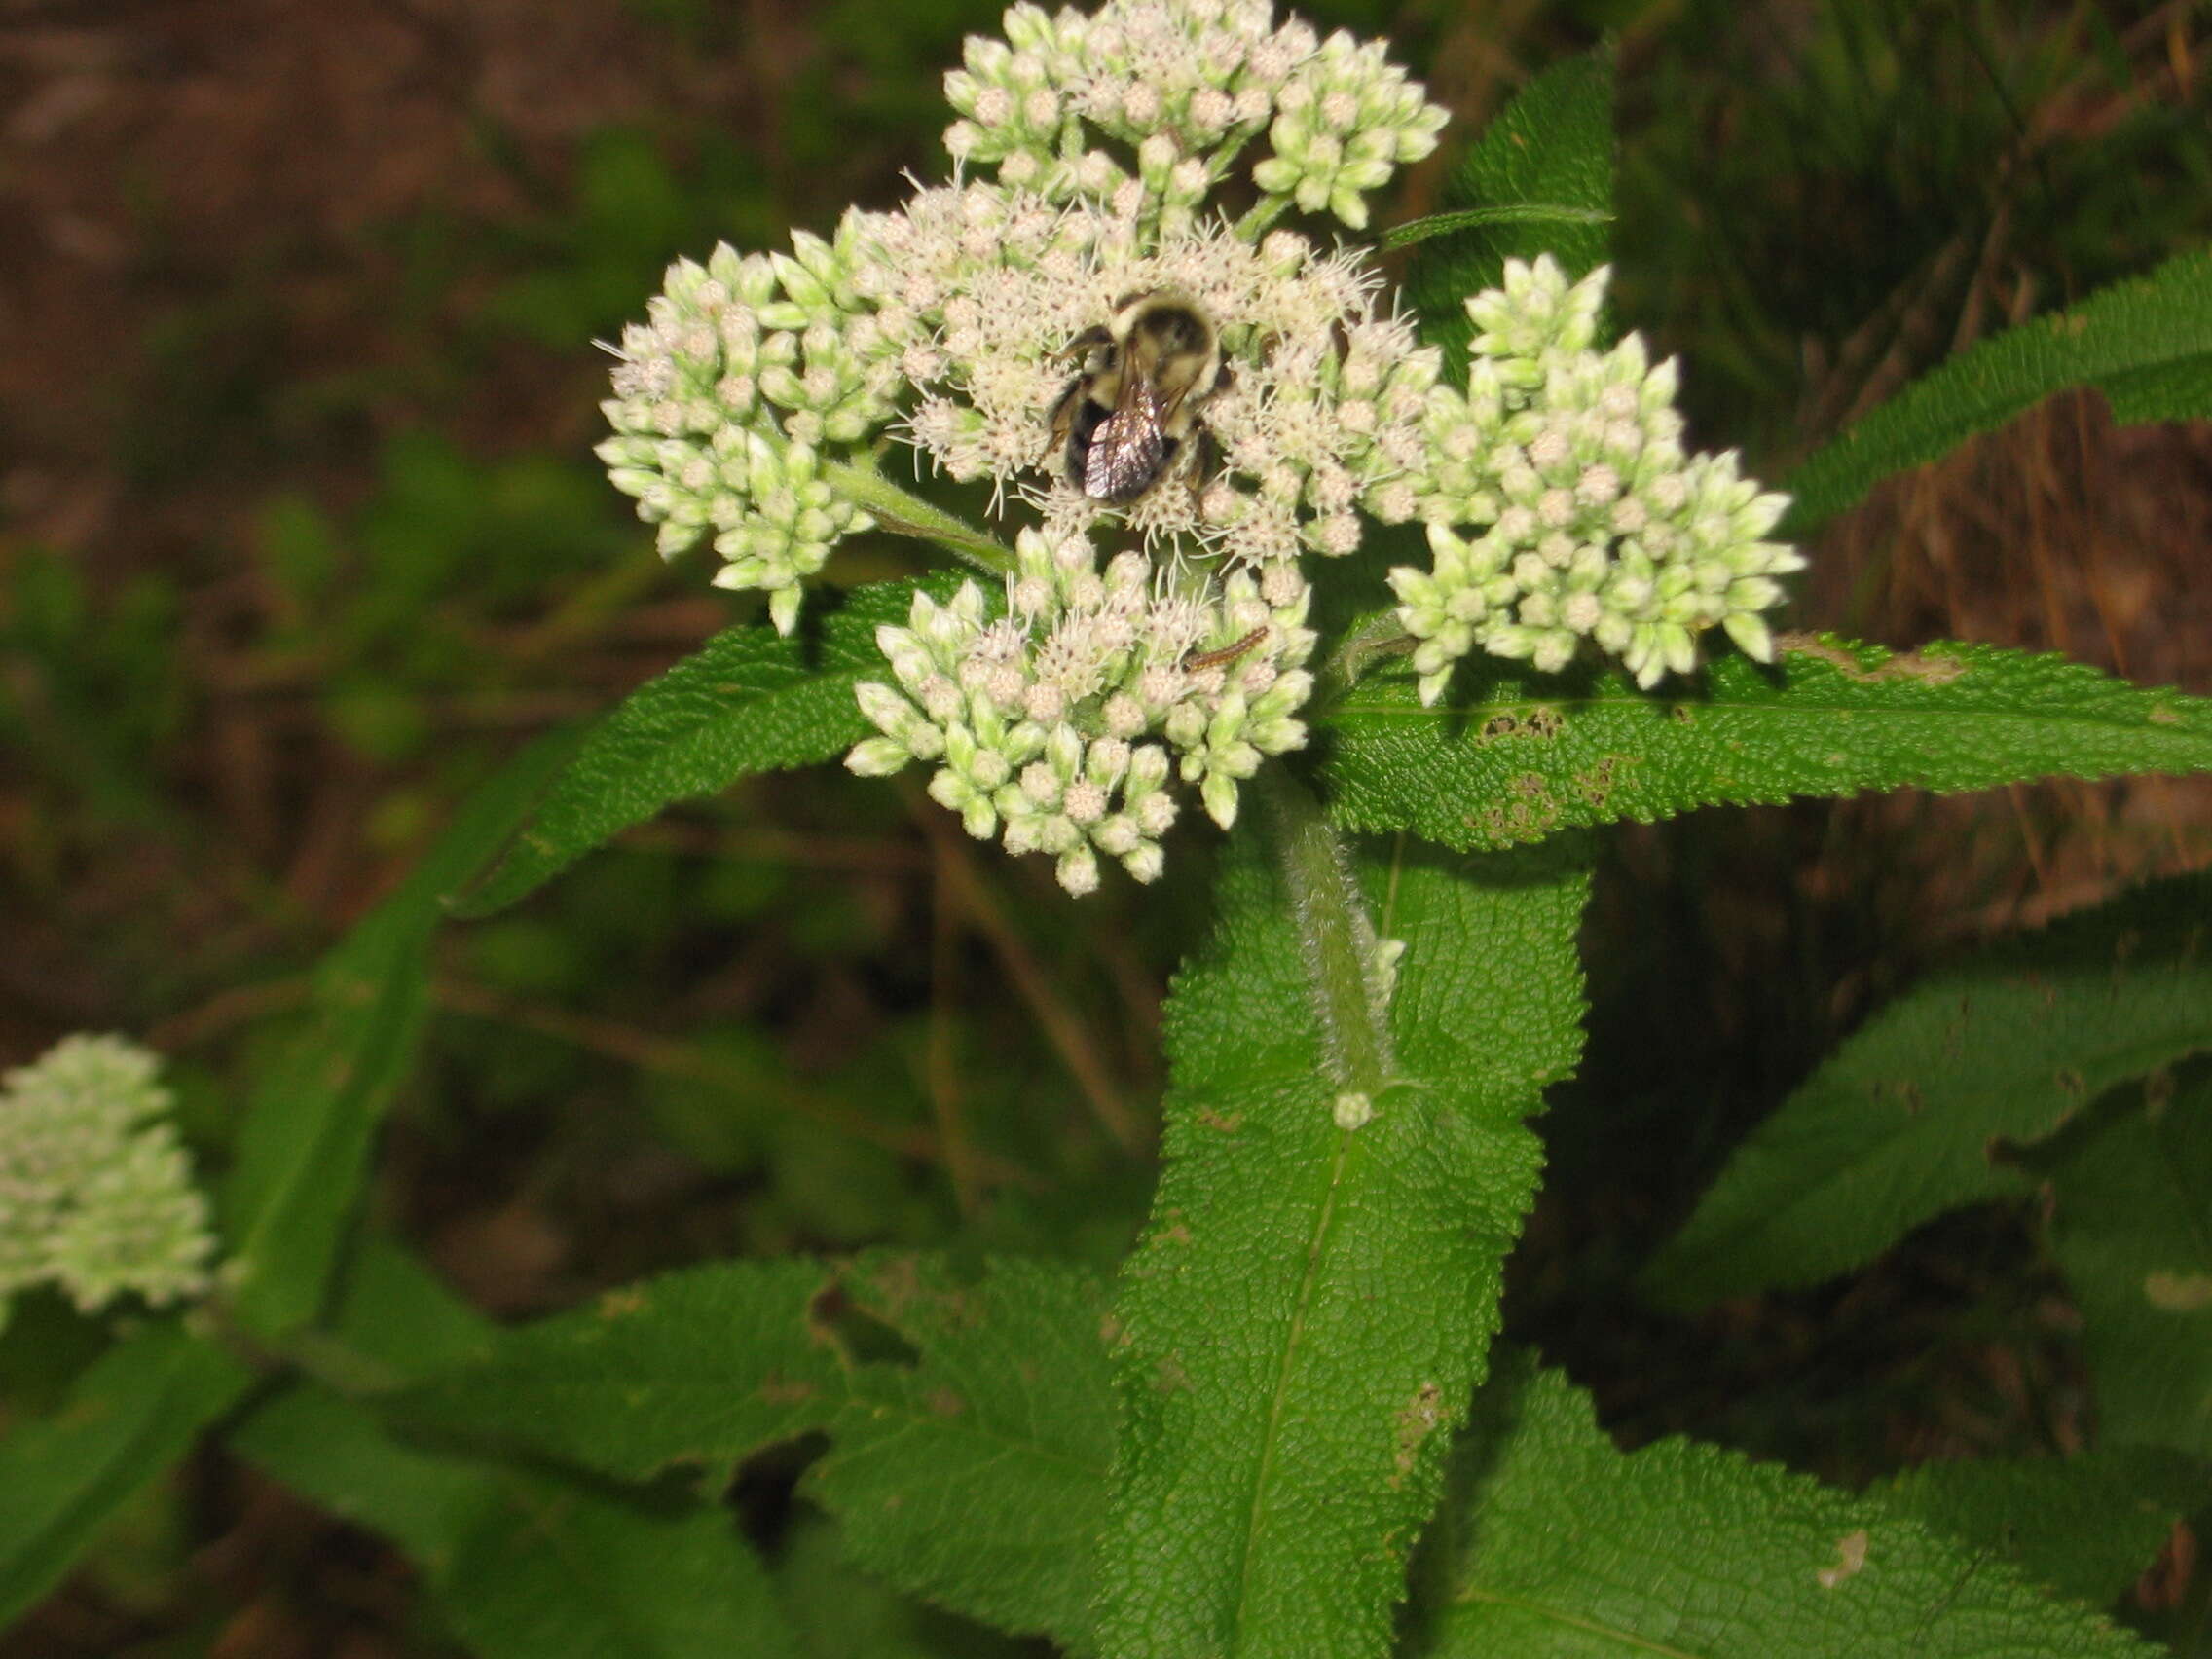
[1111,291,1213,354]
[1111,291,1219,398]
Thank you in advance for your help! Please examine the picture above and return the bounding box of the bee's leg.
[1053,324,1113,363]
[1045,375,1084,466]
[1180,424,1222,513]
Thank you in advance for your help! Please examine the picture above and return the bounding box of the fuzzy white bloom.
[0,1035,215,1328]
[846,525,1314,891]
[1388,256,1803,700]
[875,194,1439,564]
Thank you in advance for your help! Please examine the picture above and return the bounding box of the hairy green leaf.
[1782,250,2212,535]
[1873,1447,2209,1608]
[1095,780,1589,1659]
[1323,637,2212,852]
[234,1385,800,1659]
[459,577,948,916]
[0,1321,249,1626]
[396,1253,1112,1651]
[2046,1075,2212,1454]
[1412,1354,2158,1658]
[1403,46,1614,369]
[222,733,574,1337]
[1647,874,2212,1306]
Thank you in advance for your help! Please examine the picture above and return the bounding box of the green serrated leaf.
[1782,249,2212,535]
[233,1384,800,1659]
[1095,779,1589,1659]
[1413,1353,2159,1658]
[1403,46,1614,370]
[1322,636,2212,852]
[0,1321,249,1626]
[394,1253,1112,1652]
[1646,874,2212,1307]
[1873,1447,2209,1609]
[458,577,952,917]
[222,732,575,1338]
[2046,1076,2212,1454]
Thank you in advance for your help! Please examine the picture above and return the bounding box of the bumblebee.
[1048,292,1229,504]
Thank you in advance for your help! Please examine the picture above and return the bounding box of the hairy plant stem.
[1315,613,1417,710]
[826,460,1017,576]
[1254,762,1394,1096]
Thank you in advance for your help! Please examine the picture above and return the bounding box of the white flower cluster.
[598,230,898,633]
[595,0,1807,891]
[862,190,1440,576]
[847,525,1313,894]
[944,0,1445,231]
[1389,256,1803,699]
[0,1034,215,1328]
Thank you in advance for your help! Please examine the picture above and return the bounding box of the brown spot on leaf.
[597,1286,647,1319]
[2145,1272,2212,1311]
[1391,1381,1446,1486]
[1198,1106,1244,1133]
[1476,705,1565,742]
[1776,633,1966,684]
[1818,1530,1869,1589]
[926,1386,966,1417]
[757,1372,818,1406]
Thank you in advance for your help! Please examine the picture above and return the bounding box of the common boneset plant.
[598,0,1797,893]
[7,4,2212,1657]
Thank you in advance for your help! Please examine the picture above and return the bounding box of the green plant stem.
[825,461,1016,576]
[1234,195,1292,243]
[1316,612,1416,709]
[1254,762,1393,1095]
[199,1298,405,1398]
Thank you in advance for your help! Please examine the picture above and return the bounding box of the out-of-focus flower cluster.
[1388,256,1802,697]
[0,1035,215,1329]
[594,0,1805,892]
[848,525,1312,893]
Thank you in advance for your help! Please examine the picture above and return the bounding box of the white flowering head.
[596,5,1804,889]
[944,0,1445,231]
[1387,256,1805,698]
[0,1035,216,1327]
[848,525,1314,892]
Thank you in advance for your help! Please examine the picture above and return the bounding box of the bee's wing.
[1083,370,1166,502]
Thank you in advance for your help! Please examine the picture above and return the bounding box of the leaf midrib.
[1329,690,2205,733]
[1229,1117,1357,1645]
